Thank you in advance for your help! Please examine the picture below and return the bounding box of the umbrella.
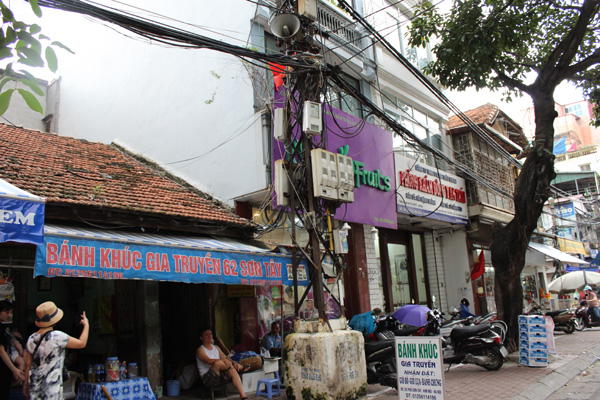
[547,271,600,293]
[392,304,431,327]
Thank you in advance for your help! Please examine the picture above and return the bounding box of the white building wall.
[440,230,472,311]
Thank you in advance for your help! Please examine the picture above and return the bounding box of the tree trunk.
[491,91,558,352]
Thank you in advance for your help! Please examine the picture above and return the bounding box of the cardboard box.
[520,340,548,350]
[519,315,545,325]
[519,331,548,341]
[520,356,548,367]
[520,348,548,358]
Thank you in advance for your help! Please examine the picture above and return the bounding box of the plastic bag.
[178,364,198,390]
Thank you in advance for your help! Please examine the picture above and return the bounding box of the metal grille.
[318,3,361,48]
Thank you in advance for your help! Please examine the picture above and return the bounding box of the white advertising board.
[395,155,468,225]
[395,336,445,400]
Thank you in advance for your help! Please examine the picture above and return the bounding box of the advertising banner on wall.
[395,155,468,225]
[273,92,397,229]
[34,229,309,286]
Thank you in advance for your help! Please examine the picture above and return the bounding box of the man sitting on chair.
[196,328,250,400]
[260,322,282,357]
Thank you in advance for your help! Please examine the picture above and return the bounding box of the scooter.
[528,304,576,334]
[426,309,507,371]
[574,301,600,330]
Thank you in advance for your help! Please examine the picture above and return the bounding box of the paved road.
[547,359,600,400]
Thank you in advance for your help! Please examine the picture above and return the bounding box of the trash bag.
[349,311,376,336]
[178,364,198,390]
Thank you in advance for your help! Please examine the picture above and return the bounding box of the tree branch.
[563,48,600,78]
[493,68,531,93]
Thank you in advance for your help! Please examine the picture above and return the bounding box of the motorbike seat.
[450,323,491,342]
[364,338,396,353]
[545,309,568,317]
[394,325,421,336]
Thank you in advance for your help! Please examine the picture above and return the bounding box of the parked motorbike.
[529,304,576,334]
[364,309,506,388]
[574,301,600,330]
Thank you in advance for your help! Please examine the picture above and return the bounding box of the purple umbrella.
[392,304,431,327]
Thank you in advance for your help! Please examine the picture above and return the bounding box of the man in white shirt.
[195,328,249,400]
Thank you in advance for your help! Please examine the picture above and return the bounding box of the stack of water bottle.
[518,314,548,367]
[87,358,139,383]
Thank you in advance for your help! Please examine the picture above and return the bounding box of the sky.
[2,0,589,130]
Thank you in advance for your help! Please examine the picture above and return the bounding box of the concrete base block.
[284,330,366,400]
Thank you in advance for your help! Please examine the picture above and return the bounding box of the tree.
[409,0,600,350]
[0,0,71,115]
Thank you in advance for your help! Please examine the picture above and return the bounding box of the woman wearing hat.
[23,302,89,400]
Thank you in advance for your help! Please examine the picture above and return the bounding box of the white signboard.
[395,155,468,225]
[395,336,445,400]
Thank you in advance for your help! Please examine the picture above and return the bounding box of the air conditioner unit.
[274,159,290,206]
[303,101,322,135]
[311,148,338,200]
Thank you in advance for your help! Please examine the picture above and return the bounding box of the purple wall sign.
[273,91,397,229]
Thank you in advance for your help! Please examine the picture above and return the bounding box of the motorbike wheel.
[574,317,586,331]
[565,321,575,334]
[481,347,504,371]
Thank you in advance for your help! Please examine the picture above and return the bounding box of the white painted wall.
[424,232,448,312]
[440,230,472,311]
[25,0,268,203]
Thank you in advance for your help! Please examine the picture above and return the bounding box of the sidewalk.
[172,329,600,400]
[366,329,600,400]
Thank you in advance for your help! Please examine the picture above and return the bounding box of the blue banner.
[0,197,45,245]
[35,235,309,286]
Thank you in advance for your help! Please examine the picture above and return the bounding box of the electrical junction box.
[303,101,322,135]
[274,159,290,206]
[273,107,287,141]
[311,149,338,200]
[333,228,349,254]
[298,0,318,21]
[336,153,355,203]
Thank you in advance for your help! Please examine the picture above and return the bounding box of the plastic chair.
[256,371,281,399]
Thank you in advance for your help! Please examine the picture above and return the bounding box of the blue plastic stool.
[256,371,281,399]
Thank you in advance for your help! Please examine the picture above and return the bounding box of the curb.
[512,342,600,400]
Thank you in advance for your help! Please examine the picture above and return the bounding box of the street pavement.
[366,328,600,400]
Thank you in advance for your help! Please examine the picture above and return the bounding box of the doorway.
[379,230,430,311]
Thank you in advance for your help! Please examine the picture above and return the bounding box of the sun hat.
[584,285,593,291]
[35,301,64,327]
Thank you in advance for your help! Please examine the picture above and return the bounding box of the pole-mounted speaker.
[270,13,301,40]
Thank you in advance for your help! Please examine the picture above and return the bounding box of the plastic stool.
[256,371,281,399]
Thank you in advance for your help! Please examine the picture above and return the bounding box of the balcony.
[317,0,362,50]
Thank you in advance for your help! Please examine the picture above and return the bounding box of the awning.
[528,242,589,265]
[35,225,309,286]
[0,178,45,245]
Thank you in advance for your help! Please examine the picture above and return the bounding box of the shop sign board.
[555,202,575,219]
[395,155,468,225]
[395,336,445,400]
[273,90,397,229]
[34,235,309,286]
[0,178,45,245]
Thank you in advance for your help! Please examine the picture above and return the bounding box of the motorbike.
[574,301,600,330]
[364,309,506,388]
[528,304,575,334]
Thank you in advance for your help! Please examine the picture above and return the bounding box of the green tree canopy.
[409,0,599,350]
[0,0,72,115]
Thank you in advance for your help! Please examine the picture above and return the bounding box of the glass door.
[388,243,411,308]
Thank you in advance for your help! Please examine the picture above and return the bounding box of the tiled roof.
[447,103,499,129]
[0,124,253,229]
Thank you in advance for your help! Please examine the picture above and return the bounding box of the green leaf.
[0,88,14,115]
[17,88,43,113]
[17,47,44,67]
[5,27,16,45]
[0,47,12,60]
[29,24,42,34]
[39,34,50,41]
[45,46,57,72]
[1,5,14,23]
[0,77,15,91]
[5,62,13,75]
[51,40,74,54]
[29,0,42,18]
[19,70,40,86]
[18,78,44,96]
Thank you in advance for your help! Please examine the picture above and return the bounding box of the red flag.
[268,63,286,91]
[471,250,485,280]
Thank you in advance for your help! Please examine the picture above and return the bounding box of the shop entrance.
[378,230,430,311]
